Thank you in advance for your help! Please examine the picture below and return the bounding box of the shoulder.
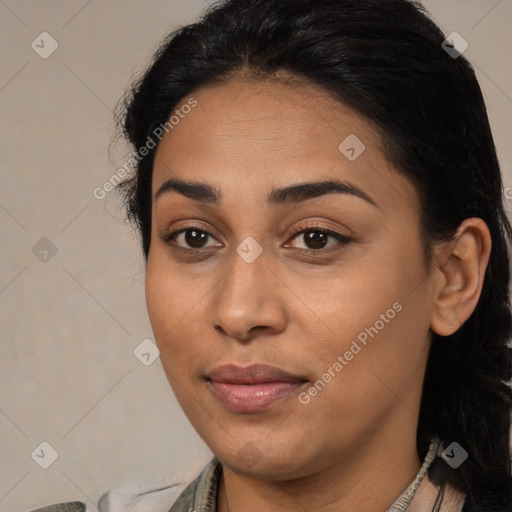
[27,503,86,512]
[27,458,220,512]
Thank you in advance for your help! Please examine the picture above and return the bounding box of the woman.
[32,0,512,510]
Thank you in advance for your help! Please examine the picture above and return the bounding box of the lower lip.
[209,381,306,413]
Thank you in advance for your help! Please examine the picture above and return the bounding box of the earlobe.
[430,218,491,337]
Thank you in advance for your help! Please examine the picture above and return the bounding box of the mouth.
[205,363,308,413]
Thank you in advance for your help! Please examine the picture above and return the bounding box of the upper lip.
[206,364,307,384]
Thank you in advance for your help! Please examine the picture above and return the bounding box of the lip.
[206,364,308,413]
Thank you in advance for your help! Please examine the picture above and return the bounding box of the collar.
[169,437,453,512]
[386,437,441,511]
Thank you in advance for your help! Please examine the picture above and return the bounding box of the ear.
[430,218,491,336]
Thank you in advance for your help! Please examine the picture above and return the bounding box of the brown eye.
[183,229,209,248]
[162,226,221,250]
[287,227,351,252]
[301,231,329,250]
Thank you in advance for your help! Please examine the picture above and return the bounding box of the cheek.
[299,259,405,346]
[145,261,173,336]
[145,258,191,354]
[308,279,431,418]
[300,246,431,388]
[145,255,217,377]
[296,306,430,449]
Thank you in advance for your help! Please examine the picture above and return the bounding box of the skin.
[145,77,491,512]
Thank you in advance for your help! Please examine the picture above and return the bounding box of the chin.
[212,436,321,480]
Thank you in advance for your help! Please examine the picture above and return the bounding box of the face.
[146,78,437,480]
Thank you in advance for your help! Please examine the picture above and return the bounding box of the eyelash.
[160,222,353,256]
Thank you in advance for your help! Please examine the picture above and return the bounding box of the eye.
[285,223,352,252]
[161,226,221,250]
[161,222,352,254]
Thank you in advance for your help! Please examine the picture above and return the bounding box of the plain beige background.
[1,1,511,511]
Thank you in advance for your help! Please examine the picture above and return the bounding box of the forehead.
[151,78,418,215]
[159,78,381,159]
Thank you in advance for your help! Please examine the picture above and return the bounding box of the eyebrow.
[155,177,377,207]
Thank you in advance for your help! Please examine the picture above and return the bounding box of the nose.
[211,243,287,343]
